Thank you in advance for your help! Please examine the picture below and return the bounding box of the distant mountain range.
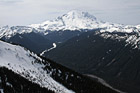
[1,10,140,37]
[0,10,140,49]
[0,10,140,93]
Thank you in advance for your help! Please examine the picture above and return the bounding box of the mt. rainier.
[30,10,139,33]
[30,10,102,31]
[0,10,139,39]
[0,10,140,54]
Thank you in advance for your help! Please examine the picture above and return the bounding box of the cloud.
[0,0,23,4]
[0,0,139,26]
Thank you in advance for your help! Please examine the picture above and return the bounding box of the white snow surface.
[0,26,35,39]
[0,40,74,93]
[0,89,4,93]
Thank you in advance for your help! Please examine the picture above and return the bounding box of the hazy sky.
[0,0,140,26]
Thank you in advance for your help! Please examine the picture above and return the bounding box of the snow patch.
[40,43,57,56]
[0,89,4,93]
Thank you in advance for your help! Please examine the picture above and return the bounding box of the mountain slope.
[0,40,118,93]
[0,26,53,54]
[45,31,140,93]
[44,30,84,43]
[0,67,54,93]
[0,40,73,93]
[1,32,53,54]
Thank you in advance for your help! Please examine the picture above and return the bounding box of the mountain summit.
[30,10,104,31]
[65,10,97,20]
[30,10,139,33]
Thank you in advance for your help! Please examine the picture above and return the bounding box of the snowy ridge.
[98,27,140,49]
[0,26,35,39]
[0,40,74,93]
[100,24,138,33]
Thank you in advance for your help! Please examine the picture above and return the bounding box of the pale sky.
[0,0,140,26]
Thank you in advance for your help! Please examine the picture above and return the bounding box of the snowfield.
[0,40,74,93]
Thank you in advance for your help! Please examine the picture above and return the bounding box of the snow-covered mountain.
[30,10,139,33]
[30,10,103,31]
[0,26,36,39]
[0,10,140,52]
[0,40,74,93]
[0,10,139,39]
